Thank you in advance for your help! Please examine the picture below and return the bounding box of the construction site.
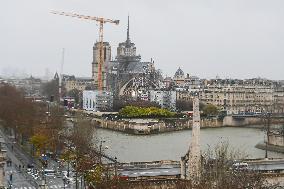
[51,11,162,112]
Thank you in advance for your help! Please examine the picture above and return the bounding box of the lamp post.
[114,157,117,178]
[99,140,105,163]
[67,159,70,178]
[39,168,47,189]
[64,141,73,178]
[63,177,67,189]
[265,112,271,159]
[8,173,12,189]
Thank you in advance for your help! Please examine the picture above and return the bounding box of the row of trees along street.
[0,84,65,158]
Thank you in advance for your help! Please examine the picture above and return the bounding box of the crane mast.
[51,10,119,92]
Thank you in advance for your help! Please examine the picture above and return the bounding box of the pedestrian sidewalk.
[0,128,39,188]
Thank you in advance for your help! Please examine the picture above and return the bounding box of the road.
[0,129,37,188]
[247,159,284,171]
[119,167,180,177]
[118,159,284,178]
[0,128,77,189]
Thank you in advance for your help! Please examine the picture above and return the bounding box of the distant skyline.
[1,0,284,80]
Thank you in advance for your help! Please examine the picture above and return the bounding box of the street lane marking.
[48,185,60,189]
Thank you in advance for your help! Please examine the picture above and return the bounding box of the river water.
[94,127,284,162]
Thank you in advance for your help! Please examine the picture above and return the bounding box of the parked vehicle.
[232,162,249,170]
[44,169,56,177]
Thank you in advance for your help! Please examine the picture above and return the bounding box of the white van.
[44,169,56,177]
[232,162,249,170]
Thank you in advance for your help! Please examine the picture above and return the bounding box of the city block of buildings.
[164,70,284,115]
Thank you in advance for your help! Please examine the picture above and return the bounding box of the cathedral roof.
[126,62,150,73]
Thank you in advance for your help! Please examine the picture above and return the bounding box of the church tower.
[92,42,111,90]
[116,16,141,70]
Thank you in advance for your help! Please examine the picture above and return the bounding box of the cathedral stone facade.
[92,17,161,100]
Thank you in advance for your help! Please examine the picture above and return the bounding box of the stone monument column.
[188,96,201,182]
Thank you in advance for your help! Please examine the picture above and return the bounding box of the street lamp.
[39,168,47,189]
[62,177,67,189]
[114,157,118,178]
[99,140,106,163]
[8,172,12,189]
[64,141,73,178]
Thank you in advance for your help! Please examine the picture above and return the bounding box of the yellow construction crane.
[51,10,119,92]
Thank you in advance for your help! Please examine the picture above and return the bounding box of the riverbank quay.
[89,114,284,135]
[255,128,284,153]
[92,117,222,135]
[255,142,284,153]
[107,159,284,188]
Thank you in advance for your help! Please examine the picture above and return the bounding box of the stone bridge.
[223,115,284,126]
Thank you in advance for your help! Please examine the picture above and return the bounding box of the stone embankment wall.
[92,115,284,134]
[121,179,189,189]
[117,174,284,188]
[223,116,262,126]
[92,118,223,134]
[268,132,284,147]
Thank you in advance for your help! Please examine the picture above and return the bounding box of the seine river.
[94,127,284,162]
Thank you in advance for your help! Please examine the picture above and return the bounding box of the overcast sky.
[1,0,284,80]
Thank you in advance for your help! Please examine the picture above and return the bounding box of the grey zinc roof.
[126,62,151,73]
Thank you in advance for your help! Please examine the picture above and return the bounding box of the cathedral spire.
[126,15,131,46]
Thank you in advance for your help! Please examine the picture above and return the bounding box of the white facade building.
[83,90,113,112]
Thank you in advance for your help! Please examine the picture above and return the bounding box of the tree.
[61,114,102,188]
[195,141,273,189]
[118,106,175,118]
[202,104,218,117]
[41,79,60,101]
[0,84,37,141]
[176,100,206,112]
[113,98,160,112]
[176,100,193,111]
[30,134,49,156]
[66,89,82,107]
